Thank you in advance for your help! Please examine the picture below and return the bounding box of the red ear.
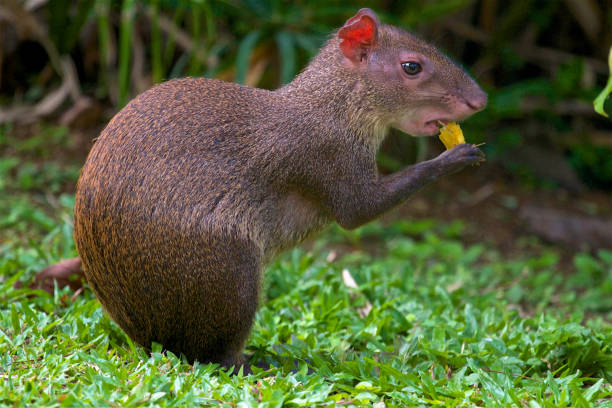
[338,9,379,63]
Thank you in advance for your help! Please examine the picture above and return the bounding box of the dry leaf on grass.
[341,268,372,318]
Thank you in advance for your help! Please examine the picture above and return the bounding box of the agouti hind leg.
[168,235,262,369]
[84,232,263,372]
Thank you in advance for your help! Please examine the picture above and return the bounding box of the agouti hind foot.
[219,352,251,375]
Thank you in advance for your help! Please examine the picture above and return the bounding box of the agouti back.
[74,8,487,368]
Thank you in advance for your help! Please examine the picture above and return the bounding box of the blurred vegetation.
[0,0,611,191]
[1,2,612,403]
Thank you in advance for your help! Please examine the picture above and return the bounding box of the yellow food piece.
[438,122,465,150]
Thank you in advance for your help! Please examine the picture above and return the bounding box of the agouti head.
[289,8,487,139]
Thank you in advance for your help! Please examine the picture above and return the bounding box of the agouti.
[73,8,487,369]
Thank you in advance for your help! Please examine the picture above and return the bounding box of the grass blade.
[188,1,203,76]
[11,304,20,335]
[203,0,216,47]
[163,5,186,72]
[95,0,113,93]
[118,0,137,107]
[150,0,163,84]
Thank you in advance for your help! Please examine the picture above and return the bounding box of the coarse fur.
[73,9,487,368]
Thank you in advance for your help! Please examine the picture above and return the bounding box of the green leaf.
[584,378,603,402]
[594,47,612,118]
[11,304,21,335]
[1,267,26,292]
[235,30,261,84]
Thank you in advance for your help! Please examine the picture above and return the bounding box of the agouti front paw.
[438,143,485,174]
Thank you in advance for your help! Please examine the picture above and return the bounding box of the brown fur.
[73,9,486,368]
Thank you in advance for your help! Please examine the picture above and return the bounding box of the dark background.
[1,0,611,255]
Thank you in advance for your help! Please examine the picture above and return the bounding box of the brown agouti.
[73,8,487,369]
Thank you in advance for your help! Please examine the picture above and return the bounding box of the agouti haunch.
[70,8,487,369]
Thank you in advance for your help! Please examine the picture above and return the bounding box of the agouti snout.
[73,8,486,369]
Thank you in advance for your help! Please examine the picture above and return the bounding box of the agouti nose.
[464,89,488,111]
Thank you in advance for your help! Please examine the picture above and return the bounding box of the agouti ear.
[338,8,379,63]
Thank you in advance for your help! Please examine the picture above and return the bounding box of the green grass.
[1,125,611,407]
[1,192,611,406]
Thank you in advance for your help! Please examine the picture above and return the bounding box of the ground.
[0,123,611,406]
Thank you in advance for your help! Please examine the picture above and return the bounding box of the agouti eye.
[402,61,422,76]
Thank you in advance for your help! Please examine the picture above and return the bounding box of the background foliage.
[2,1,611,173]
[1,0,612,406]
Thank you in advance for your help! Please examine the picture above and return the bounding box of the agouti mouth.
[423,119,452,135]
[426,119,451,127]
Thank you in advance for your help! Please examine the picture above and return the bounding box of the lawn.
[1,0,612,405]
[1,182,611,406]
